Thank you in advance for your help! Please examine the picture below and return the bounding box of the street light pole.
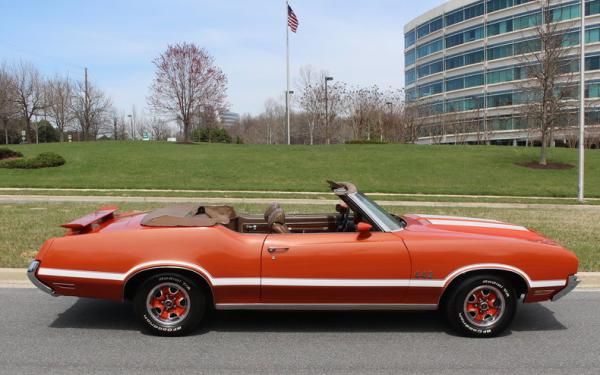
[324,76,333,144]
[128,115,133,140]
[579,0,586,203]
[386,102,393,142]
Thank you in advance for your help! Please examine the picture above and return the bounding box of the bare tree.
[72,79,112,140]
[9,61,46,143]
[148,42,228,141]
[518,0,579,165]
[149,117,171,141]
[0,64,17,144]
[45,75,74,142]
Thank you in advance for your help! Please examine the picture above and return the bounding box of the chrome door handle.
[267,247,289,254]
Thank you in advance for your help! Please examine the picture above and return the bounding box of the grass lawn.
[1,202,597,271]
[1,141,598,197]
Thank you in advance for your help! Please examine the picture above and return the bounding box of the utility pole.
[386,101,393,142]
[324,76,333,144]
[579,0,586,203]
[84,67,89,141]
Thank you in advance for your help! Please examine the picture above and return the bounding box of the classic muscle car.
[28,181,579,337]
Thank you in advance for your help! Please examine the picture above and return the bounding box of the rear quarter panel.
[37,226,266,302]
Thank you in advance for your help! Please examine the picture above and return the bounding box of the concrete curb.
[2,268,599,289]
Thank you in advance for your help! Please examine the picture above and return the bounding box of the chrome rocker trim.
[27,261,57,297]
[551,275,580,302]
[215,303,437,311]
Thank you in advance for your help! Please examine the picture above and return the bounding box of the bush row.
[0,152,66,169]
[345,140,388,144]
[0,148,23,160]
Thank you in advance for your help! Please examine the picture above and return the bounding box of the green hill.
[1,141,597,197]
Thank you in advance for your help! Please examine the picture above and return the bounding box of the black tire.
[134,273,206,336]
[444,274,517,338]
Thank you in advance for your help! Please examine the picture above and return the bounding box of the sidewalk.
[3,268,599,289]
[2,194,600,210]
[1,187,598,201]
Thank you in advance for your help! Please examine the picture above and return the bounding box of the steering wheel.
[336,203,350,232]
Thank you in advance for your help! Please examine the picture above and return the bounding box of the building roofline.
[404,0,480,33]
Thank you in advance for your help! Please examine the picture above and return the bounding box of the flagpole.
[579,0,585,203]
[285,0,291,145]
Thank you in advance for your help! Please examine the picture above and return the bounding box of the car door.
[260,231,412,304]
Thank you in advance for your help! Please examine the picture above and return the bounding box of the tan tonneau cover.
[141,204,237,227]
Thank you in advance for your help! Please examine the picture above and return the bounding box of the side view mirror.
[357,222,372,234]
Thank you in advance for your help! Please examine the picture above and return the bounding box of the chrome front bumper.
[551,275,580,302]
[27,261,57,296]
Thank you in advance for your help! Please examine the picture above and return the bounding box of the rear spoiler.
[61,206,118,232]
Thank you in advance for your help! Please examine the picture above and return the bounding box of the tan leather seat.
[268,208,290,234]
[264,202,281,222]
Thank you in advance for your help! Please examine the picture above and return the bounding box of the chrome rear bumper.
[27,261,57,296]
[551,275,579,301]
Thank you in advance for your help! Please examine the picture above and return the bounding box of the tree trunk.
[183,118,190,142]
[539,131,548,166]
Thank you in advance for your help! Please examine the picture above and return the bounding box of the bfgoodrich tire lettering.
[444,274,517,338]
[134,273,206,336]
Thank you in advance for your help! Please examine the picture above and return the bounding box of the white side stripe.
[530,280,567,288]
[261,278,411,287]
[427,219,529,231]
[37,265,566,289]
[415,214,502,223]
[38,268,124,281]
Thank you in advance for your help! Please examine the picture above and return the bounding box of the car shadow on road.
[49,298,566,335]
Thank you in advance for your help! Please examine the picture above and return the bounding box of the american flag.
[288,5,299,33]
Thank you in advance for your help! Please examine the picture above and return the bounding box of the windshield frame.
[347,192,404,232]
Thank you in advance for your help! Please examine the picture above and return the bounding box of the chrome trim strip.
[551,275,580,301]
[27,261,58,297]
[215,303,438,311]
[347,192,396,232]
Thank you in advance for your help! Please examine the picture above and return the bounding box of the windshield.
[352,192,405,231]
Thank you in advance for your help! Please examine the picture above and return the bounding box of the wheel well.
[123,268,214,307]
[438,269,529,307]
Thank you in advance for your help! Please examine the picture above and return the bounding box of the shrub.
[192,127,232,143]
[0,148,23,160]
[0,152,66,169]
[345,140,387,144]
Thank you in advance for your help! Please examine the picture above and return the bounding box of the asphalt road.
[1,289,599,374]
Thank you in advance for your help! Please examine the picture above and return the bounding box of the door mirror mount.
[357,222,372,235]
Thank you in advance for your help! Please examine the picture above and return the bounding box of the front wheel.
[444,274,517,337]
[134,273,206,336]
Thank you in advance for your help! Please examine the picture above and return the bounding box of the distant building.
[404,0,600,146]
[219,111,240,127]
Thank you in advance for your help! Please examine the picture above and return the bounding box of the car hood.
[401,214,557,244]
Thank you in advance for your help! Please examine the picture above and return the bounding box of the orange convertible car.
[28,181,579,337]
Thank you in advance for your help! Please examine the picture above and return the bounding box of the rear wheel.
[444,274,517,337]
[134,273,206,336]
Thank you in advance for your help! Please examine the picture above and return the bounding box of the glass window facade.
[446,26,484,48]
[417,59,444,78]
[417,38,443,58]
[405,49,416,66]
[405,30,416,48]
[417,16,443,39]
[487,0,534,13]
[549,3,580,23]
[419,81,443,97]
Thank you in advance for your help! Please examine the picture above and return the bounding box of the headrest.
[264,202,281,221]
[268,208,286,226]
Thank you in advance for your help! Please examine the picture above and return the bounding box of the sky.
[0,0,442,115]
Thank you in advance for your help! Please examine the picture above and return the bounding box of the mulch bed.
[516,162,575,170]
